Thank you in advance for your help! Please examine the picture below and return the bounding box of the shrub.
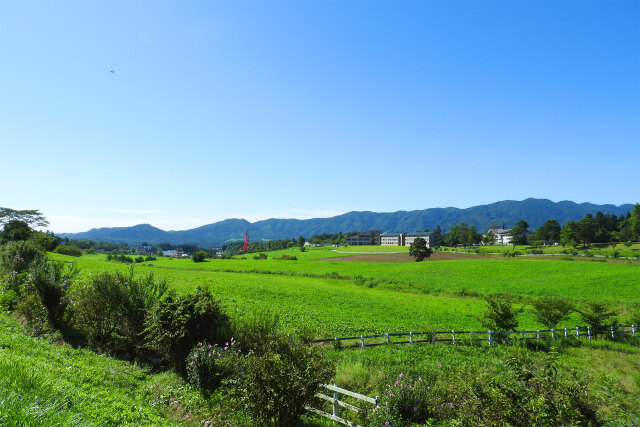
[144,256,156,262]
[578,300,617,338]
[532,297,574,329]
[186,338,240,397]
[481,293,523,335]
[229,330,334,426]
[72,269,168,359]
[367,373,433,426]
[253,253,268,260]
[274,254,297,260]
[369,351,600,426]
[145,287,231,373]
[19,258,78,330]
[0,240,44,275]
[53,245,82,257]
[192,251,206,263]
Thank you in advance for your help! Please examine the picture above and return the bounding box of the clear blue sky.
[1,1,638,233]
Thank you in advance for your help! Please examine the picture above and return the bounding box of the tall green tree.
[0,208,49,228]
[509,220,529,248]
[409,237,433,261]
[536,219,561,245]
[560,221,580,248]
[630,204,640,240]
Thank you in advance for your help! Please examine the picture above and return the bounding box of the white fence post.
[386,333,390,344]
[452,330,456,345]
[536,329,540,343]
[564,328,568,340]
[587,326,591,340]
[610,326,614,339]
[361,335,365,349]
[332,382,339,417]
[576,326,580,339]
[551,328,555,339]
[488,330,492,346]
[410,331,413,344]
[633,325,636,336]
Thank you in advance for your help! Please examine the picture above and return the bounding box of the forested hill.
[58,198,634,246]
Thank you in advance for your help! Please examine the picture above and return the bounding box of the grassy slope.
[0,312,210,427]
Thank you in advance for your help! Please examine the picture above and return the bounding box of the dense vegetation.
[2,208,640,425]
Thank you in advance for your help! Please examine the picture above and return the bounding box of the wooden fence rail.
[305,383,378,427]
[312,324,637,349]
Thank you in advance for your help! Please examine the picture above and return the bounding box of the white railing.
[312,324,637,348]
[306,383,377,427]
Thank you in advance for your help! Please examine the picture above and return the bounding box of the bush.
[134,256,144,263]
[367,373,433,426]
[192,251,206,263]
[253,253,268,260]
[481,293,523,335]
[53,245,82,257]
[274,254,297,260]
[19,258,78,330]
[145,287,231,373]
[0,240,44,275]
[186,338,240,397]
[144,256,156,262]
[532,297,574,329]
[578,300,617,338]
[369,351,600,426]
[229,329,334,426]
[72,269,168,359]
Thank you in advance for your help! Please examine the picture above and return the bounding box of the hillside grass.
[0,311,209,426]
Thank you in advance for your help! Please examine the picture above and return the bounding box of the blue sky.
[1,1,638,233]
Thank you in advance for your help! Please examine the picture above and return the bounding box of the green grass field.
[50,249,640,336]
[5,248,639,424]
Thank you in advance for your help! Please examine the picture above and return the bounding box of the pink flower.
[399,373,404,378]
[448,403,454,409]
[413,407,418,412]
[438,364,442,368]
[418,377,422,381]
[385,422,390,426]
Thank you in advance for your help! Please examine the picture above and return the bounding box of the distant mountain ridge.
[57,198,635,246]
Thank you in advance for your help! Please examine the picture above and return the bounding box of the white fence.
[312,324,638,349]
[306,383,377,427]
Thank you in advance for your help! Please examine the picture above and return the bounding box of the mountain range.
[57,198,635,247]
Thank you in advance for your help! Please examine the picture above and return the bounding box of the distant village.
[338,227,521,247]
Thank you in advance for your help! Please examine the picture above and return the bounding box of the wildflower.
[418,377,422,381]
[394,380,400,386]
[399,373,404,378]
[448,403,454,409]
[438,364,442,368]
[413,407,418,412]
[194,354,198,358]
[385,422,390,426]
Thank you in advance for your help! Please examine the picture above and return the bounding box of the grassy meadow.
[50,247,640,336]
[40,247,640,424]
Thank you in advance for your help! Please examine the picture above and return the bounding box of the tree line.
[437,204,640,248]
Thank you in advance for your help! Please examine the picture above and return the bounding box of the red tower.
[243,230,249,252]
